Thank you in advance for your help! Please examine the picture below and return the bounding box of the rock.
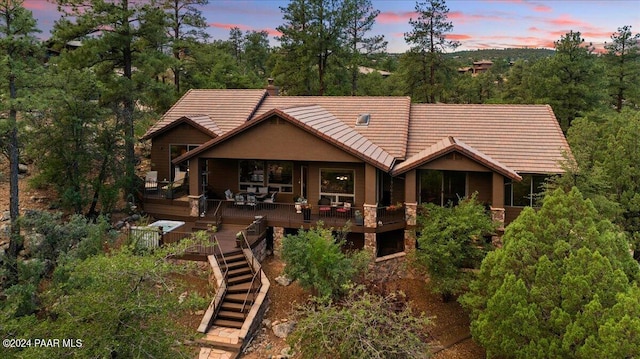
[272,321,296,339]
[0,224,9,239]
[178,291,188,304]
[18,164,28,174]
[24,233,44,251]
[1,211,10,221]
[194,310,204,316]
[262,318,272,328]
[275,275,292,286]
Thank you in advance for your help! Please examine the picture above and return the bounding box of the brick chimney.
[266,78,279,96]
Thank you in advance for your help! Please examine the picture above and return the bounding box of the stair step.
[225,253,246,262]
[221,301,247,312]
[228,267,252,277]
[218,310,246,321]
[196,338,242,352]
[225,293,256,303]
[227,282,254,293]
[228,274,254,285]
[212,319,243,329]
[222,261,248,271]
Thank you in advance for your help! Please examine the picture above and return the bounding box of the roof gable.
[142,89,267,139]
[174,105,395,171]
[392,136,522,181]
[141,115,221,140]
[407,104,570,174]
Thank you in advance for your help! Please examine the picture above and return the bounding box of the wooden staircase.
[212,251,256,329]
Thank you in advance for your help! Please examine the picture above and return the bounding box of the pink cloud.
[377,11,416,24]
[448,11,506,24]
[446,34,473,41]
[23,0,56,11]
[209,23,252,31]
[545,14,590,28]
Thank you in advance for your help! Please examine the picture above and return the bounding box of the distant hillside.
[445,48,555,63]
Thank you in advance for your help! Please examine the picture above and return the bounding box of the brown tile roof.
[407,104,570,174]
[392,136,522,180]
[140,114,221,140]
[174,105,396,171]
[142,89,267,139]
[252,96,411,159]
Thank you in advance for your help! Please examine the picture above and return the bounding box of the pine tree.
[604,25,640,112]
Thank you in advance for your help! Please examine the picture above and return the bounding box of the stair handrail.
[212,200,223,226]
[212,235,228,281]
[239,230,263,317]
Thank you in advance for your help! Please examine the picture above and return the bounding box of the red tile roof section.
[392,136,522,180]
[407,104,570,174]
[142,89,267,139]
[252,96,411,159]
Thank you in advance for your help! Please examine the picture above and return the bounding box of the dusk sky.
[26,0,640,53]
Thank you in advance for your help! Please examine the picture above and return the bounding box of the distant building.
[458,60,494,76]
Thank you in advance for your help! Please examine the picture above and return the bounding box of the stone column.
[188,194,204,217]
[272,226,285,258]
[404,230,416,252]
[490,206,505,247]
[363,204,378,258]
[405,202,417,226]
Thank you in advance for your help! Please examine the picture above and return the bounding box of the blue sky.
[27,0,640,53]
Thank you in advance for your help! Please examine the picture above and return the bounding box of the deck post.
[363,203,378,258]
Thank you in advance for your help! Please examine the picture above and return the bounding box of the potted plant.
[294,196,307,213]
[354,210,364,225]
[235,231,244,248]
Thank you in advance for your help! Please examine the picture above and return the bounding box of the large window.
[419,170,466,206]
[239,160,293,192]
[504,174,546,207]
[320,169,355,203]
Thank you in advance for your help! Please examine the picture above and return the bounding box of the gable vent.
[356,113,370,126]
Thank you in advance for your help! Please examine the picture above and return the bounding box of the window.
[320,169,355,203]
[419,170,466,206]
[239,160,293,193]
[267,161,293,192]
[504,174,547,207]
[170,144,199,180]
[356,113,370,126]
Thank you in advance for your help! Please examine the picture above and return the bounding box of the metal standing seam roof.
[173,105,396,171]
[142,89,267,140]
[252,96,411,160]
[392,136,522,181]
[406,104,571,174]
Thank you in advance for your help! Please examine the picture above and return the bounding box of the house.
[457,60,494,75]
[141,89,570,262]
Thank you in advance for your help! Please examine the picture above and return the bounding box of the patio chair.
[246,193,257,208]
[162,169,186,191]
[263,191,277,203]
[318,197,332,217]
[234,194,245,207]
[144,171,158,192]
[336,202,352,216]
[224,189,234,201]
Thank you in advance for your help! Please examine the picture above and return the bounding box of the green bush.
[281,225,369,298]
[412,194,496,300]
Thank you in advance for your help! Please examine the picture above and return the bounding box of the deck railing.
[377,206,406,226]
[207,199,364,228]
[238,229,263,318]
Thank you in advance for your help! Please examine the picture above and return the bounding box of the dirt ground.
[241,256,486,359]
[0,160,55,217]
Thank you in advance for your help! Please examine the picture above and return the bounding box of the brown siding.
[391,176,405,204]
[198,119,361,163]
[468,172,492,204]
[418,153,492,172]
[150,123,213,180]
[208,159,239,198]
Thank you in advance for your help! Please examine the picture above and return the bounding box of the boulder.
[1,211,10,221]
[18,164,28,174]
[275,275,292,286]
[272,321,296,339]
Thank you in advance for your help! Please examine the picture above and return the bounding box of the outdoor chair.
[246,193,257,208]
[335,202,352,216]
[234,194,245,207]
[144,171,158,192]
[162,169,186,191]
[263,191,277,203]
[318,197,332,217]
[224,189,234,201]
